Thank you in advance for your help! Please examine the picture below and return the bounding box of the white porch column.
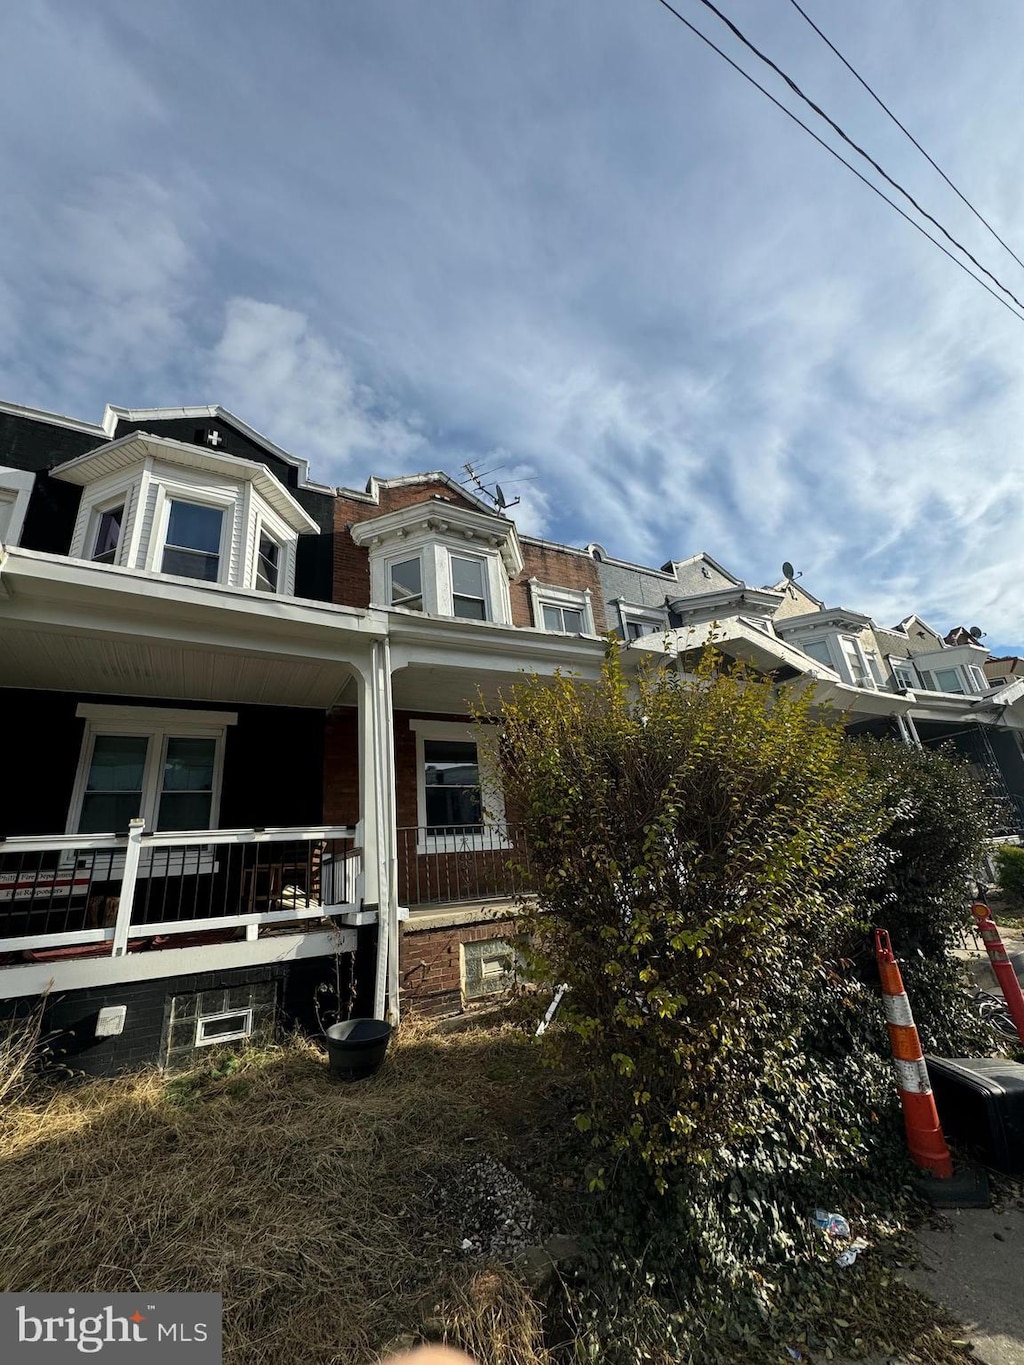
[364,638,399,1022]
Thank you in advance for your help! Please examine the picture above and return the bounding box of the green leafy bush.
[995,843,1024,908]
[489,645,994,1359]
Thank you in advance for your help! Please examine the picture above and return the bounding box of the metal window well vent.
[461,938,516,1002]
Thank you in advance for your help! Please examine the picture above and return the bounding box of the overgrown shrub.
[853,740,995,1054]
[995,843,1024,908]
[489,646,994,1359]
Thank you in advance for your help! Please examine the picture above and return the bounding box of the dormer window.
[390,557,424,611]
[91,504,124,564]
[53,430,317,594]
[451,554,489,620]
[353,498,523,625]
[255,531,281,593]
[529,580,594,635]
[161,499,224,582]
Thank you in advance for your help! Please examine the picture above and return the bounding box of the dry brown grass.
[0,1017,556,1365]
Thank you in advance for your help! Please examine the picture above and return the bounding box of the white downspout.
[370,638,399,1022]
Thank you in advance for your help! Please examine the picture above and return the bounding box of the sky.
[3,1,1024,650]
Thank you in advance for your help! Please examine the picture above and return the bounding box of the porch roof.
[0,546,386,708]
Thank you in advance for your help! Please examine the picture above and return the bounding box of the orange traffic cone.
[874,928,953,1179]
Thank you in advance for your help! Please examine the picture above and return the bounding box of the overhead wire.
[786,0,1024,276]
[685,0,1024,314]
[648,0,1024,326]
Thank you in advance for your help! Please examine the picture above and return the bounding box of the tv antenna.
[462,461,521,512]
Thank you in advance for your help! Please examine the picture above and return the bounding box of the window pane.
[543,605,562,631]
[256,533,279,592]
[453,595,487,620]
[451,557,484,597]
[157,791,213,832]
[158,738,215,830]
[423,738,481,829]
[802,639,833,666]
[79,793,145,834]
[92,506,124,563]
[86,735,148,791]
[162,546,221,581]
[166,501,223,554]
[79,735,148,832]
[933,667,964,694]
[390,557,423,609]
[162,738,215,791]
[561,608,583,633]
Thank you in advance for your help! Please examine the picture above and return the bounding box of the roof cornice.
[349,498,524,576]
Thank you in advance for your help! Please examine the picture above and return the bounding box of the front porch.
[0,824,360,997]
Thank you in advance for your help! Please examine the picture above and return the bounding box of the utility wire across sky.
[786,0,1024,278]
[649,0,1024,326]
[688,0,1024,315]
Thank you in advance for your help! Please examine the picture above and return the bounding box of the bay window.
[450,554,489,620]
[161,499,224,582]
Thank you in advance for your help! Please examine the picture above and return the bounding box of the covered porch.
[0,545,390,1001]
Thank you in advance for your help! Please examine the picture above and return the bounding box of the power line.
[648,0,1024,326]
[687,0,1024,314]
[787,0,1024,277]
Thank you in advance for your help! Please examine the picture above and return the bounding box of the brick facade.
[332,476,605,630]
[400,916,517,1017]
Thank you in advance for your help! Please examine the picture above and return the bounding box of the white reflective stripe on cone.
[882,992,915,1027]
[894,1057,931,1093]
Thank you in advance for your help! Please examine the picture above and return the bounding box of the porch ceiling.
[0,546,382,709]
[0,619,355,707]
[391,661,581,715]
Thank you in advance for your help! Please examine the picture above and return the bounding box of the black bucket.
[324,1018,393,1081]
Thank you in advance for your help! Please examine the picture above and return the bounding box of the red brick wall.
[323,706,359,825]
[511,541,606,631]
[334,480,483,609]
[400,917,517,1016]
[331,476,605,628]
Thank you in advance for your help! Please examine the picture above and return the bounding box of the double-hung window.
[69,705,235,835]
[255,531,280,593]
[161,500,224,582]
[450,554,488,620]
[91,505,124,565]
[543,603,585,633]
[411,719,507,852]
[390,557,424,611]
[890,657,918,690]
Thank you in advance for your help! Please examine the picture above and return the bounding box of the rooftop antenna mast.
[462,460,520,513]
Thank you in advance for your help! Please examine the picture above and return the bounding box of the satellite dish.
[782,561,795,581]
[495,484,506,510]
[969,625,985,639]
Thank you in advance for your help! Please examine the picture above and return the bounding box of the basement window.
[195,1008,254,1047]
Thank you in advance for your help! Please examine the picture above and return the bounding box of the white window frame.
[801,637,836,669]
[447,550,492,622]
[86,492,129,566]
[528,579,595,635]
[151,483,234,586]
[0,465,35,547]
[966,664,989,693]
[930,666,966,695]
[409,718,507,854]
[67,702,236,835]
[195,1007,254,1048]
[836,634,874,689]
[889,656,918,690]
[387,551,425,611]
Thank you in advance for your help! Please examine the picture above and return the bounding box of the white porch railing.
[0,822,361,959]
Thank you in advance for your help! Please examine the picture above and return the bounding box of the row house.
[0,400,606,1069]
[3,396,1022,1071]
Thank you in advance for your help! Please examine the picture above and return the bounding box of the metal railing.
[397,822,532,907]
[0,823,360,959]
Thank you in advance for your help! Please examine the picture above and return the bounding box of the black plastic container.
[324,1018,393,1081]
[926,1056,1024,1174]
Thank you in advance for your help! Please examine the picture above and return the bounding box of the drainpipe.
[370,638,399,1023]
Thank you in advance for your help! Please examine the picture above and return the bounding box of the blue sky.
[3,1,1024,650]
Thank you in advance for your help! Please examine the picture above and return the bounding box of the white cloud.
[209,298,426,476]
